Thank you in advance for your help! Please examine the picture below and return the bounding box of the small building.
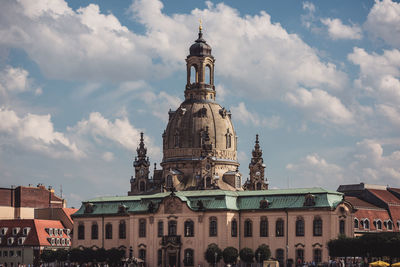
[0,219,72,266]
[338,183,400,235]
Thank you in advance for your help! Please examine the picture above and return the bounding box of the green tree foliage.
[239,247,254,263]
[255,244,271,263]
[204,243,222,265]
[69,248,85,264]
[106,248,125,266]
[223,247,239,264]
[328,232,400,258]
[41,250,56,263]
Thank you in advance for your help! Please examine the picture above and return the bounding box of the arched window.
[260,217,268,237]
[354,218,359,229]
[296,218,304,236]
[209,217,217,237]
[119,220,126,239]
[313,249,322,264]
[276,219,284,237]
[168,220,177,236]
[78,224,85,240]
[226,129,232,149]
[184,249,194,266]
[166,175,173,188]
[139,181,145,192]
[244,219,252,237]
[276,249,284,267]
[364,219,370,229]
[158,220,164,237]
[105,223,112,239]
[339,220,345,235]
[313,217,323,236]
[296,249,304,264]
[205,65,211,84]
[91,223,98,240]
[139,249,146,262]
[376,220,382,230]
[231,219,238,237]
[157,249,162,266]
[256,183,262,190]
[387,220,393,230]
[184,220,194,237]
[139,219,146,237]
[190,66,197,84]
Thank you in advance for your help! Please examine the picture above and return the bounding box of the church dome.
[189,30,212,57]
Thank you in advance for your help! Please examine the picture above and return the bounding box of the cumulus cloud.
[0,0,347,98]
[364,0,400,47]
[348,47,400,129]
[0,107,83,158]
[286,153,344,188]
[70,112,161,158]
[285,88,354,125]
[230,102,281,129]
[321,18,362,40]
[0,66,38,96]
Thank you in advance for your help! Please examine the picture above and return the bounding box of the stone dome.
[189,31,212,57]
[163,101,236,159]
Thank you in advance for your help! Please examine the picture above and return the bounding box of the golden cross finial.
[199,18,203,31]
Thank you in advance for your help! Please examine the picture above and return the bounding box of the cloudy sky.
[1,0,399,208]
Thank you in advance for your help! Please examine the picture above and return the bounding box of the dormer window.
[304,194,316,206]
[61,238,65,245]
[66,239,71,246]
[49,228,53,236]
[23,227,31,236]
[84,203,94,213]
[56,238,60,246]
[7,237,14,245]
[51,238,55,246]
[12,227,20,235]
[18,237,26,245]
[54,228,58,236]
[59,229,63,237]
[0,227,8,236]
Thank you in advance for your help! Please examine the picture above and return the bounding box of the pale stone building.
[72,27,354,267]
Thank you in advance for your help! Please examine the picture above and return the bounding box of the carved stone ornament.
[164,197,183,214]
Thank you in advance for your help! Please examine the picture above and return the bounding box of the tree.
[106,248,125,266]
[239,247,254,264]
[223,247,238,265]
[94,247,107,263]
[255,244,271,263]
[55,249,68,262]
[41,250,56,263]
[205,243,222,266]
[69,248,85,264]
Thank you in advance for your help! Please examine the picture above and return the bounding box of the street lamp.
[258,252,261,267]
[214,251,218,267]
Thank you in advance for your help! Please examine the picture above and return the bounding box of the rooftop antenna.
[60,184,63,198]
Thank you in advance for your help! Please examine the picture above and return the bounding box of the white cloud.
[0,66,30,94]
[348,47,400,129]
[0,0,347,98]
[285,88,354,125]
[70,112,161,157]
[230,102,281,128]
[0,107,83,158]
[364,0,400,47]
[286,153,343,188]
[301,1,316,29]
[102,152,114,162]
[321,18,362,40]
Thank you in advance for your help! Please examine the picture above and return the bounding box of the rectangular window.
[139,219,146,238]
[276,220,284,237]
[158,221,163,237]
[339,220,345,235]
[231,220,237,237]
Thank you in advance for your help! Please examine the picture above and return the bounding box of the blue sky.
[1,0,400,208]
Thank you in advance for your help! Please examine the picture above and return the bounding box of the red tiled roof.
[0,219,70,247]
[368,189,400,204]
[354,209,393,231]
[345,196,384,209]
[62,208,78,223]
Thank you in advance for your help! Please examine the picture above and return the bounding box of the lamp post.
[258,252,261,267]
[214,252,218,267]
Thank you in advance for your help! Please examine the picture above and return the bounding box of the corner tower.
[243,134,269,190]
[128,132,151,195]
[161,26,241,191]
